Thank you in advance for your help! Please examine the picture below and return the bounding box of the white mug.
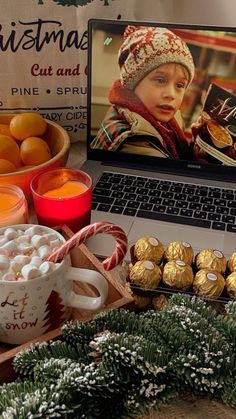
[0,224,108,344]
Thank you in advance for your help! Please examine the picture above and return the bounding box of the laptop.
[81,18,236,260]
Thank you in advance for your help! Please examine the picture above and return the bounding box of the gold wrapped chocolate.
[162,259,194,290]
[134,236,164,264]
[193,269,225,299]
[164,241,194,265]
[228,252,236,273]
[152,294,169,311]
[195,249,226,274]
[125,282,152,309]
[129,260,162,290]
[226,272,236,299]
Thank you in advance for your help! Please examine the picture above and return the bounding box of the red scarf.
[109,80,189,159]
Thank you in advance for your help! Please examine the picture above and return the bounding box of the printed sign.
[0,0,173,143]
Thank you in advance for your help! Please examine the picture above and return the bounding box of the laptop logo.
[187,163,202,169]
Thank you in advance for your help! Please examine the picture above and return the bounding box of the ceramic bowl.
[207,119,233,149]
[0,114,71,201]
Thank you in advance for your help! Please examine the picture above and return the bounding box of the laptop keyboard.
[92,172,236,233]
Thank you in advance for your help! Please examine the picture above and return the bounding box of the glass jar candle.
[0,184,28,228]
[30,168,92,232]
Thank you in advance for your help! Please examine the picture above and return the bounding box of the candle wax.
[32,171,92,233]
[0,191,28,227]
[43,180,87,199]
[0,193,18,210]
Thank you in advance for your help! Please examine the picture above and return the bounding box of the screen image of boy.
[90,23,236,166]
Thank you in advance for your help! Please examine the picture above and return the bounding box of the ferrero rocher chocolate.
[162,259,194,290]
[227,252,236,274]
[225,272,236,299]
[125,282,152,309]
[193,269,225,299]
[134,236,164,264]
[195,249,226,274]
[152,294,169,311]
[164,241,194,265]
[129,260,162,290]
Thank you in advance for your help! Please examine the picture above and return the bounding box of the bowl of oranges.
[0,112,70,201]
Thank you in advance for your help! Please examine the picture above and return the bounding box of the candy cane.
[46,221,128,271]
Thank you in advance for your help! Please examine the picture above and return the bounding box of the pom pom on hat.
[118,25,195,90]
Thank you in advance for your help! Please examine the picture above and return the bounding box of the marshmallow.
[0,248,7,256]
[0,237,8,246]
[0,255,10,270]
[16,234,32,244]
[21,264,40,280]
[0,226,61,283]
[13,255,31,267]
[45,233,59,242]
[30,256,43,267]
[2,273,17,281]
[39,261,54,275]
[1,241,18,257]
[49,239,61,250]
[31,234,48,248]
[4,228,18,240]
[9,261,21,275]
[18,243,34,255]
[25,226,45,236]
[37,245,51,259]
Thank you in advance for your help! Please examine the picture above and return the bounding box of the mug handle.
[64,267,109,311]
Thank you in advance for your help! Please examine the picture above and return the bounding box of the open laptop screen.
[87,19,236,181]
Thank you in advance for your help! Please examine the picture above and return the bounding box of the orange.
[0,134,21,168]
[0,158,16,174]
[20,137,52,166]
[9,112,47,141]
[0,123,14,138]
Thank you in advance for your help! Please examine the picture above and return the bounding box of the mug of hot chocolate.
[0,222,127,344]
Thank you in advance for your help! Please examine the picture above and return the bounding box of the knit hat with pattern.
[118,25,195,90]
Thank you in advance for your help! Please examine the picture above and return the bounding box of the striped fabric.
[91,106,131,151]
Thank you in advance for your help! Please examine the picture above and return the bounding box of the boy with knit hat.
[91,25,195,159]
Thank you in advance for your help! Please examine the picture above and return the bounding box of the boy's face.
[134,63,189,123]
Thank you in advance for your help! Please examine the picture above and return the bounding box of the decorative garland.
[0,294,235,418]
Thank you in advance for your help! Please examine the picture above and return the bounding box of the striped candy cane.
[46,221,128,271]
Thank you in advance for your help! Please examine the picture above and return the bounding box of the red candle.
[30,169,93,232]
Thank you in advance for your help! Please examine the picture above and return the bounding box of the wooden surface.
[138,398,236,419]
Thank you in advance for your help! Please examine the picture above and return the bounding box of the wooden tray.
[0,225,134,384]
